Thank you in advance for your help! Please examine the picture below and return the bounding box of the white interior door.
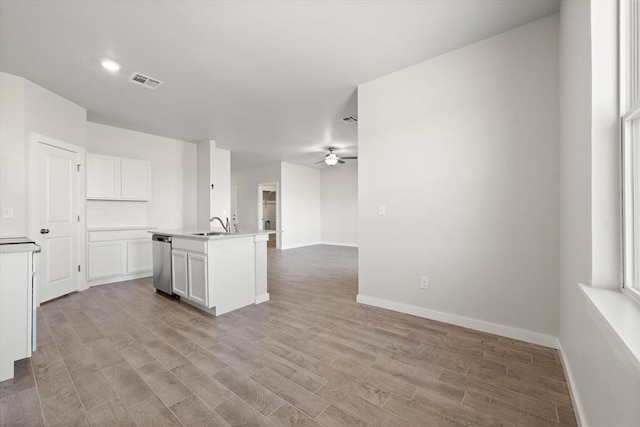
[37,142,79,302]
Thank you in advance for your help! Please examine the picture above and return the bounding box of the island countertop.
[149,229,276,241]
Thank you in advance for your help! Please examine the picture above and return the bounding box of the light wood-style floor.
[0,245,576,426]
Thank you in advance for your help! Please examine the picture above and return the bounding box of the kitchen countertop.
[0,237,41,254]
[149,229,277,240]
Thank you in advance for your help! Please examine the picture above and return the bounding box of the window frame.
[620,0,640,301]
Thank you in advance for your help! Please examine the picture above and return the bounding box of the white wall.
[0,73,26,237]
[211,147,231,228]
[558,1,640,425]
[357,15,559,344]
[0,72,87,238]
[196,140,211,228]
[281,162,321,249]
[230,162,281,231]
[86,122,197,230]
[321,163,358,246]
[196,140,231,230]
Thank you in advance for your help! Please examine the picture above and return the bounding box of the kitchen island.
[151,229,273,315]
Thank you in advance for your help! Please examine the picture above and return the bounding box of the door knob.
[40,228,50,234]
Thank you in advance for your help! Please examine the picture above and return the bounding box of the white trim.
[88,272,152,287]
[579,283,640,371]
[356,294,559,349]
[255,293,270,304]
[320,242,359,248]
[281,241,323,250]
[557,342,585,427]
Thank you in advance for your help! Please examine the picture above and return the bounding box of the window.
[621,0,640,298]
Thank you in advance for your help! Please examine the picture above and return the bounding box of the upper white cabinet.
[121,158,151,200]
[86,154,151,201]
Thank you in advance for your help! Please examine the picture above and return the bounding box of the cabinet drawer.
[88,230,150,242]
[172,238,207,254]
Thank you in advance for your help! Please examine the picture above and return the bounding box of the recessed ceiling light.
[101,59,121,72]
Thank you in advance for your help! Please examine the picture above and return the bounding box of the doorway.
[29,133,85,303]
[257,182,280,249]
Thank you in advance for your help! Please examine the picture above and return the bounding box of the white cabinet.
[171,250,188,298]
[187,253,208,306]
[86,154,151,201]
[86,155,119,199]
[121,158,151,200]
[0,248,36,381]
[126,240,153,273]
[171,248,209,307]
[88,241,125,279]
[87,230,152,284]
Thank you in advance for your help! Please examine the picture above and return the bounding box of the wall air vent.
[128,73,163,90]
[340,115,358,124]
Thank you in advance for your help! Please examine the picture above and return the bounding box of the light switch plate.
[378,204,386,216]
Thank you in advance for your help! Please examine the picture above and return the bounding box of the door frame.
[257,181,280,249]
[28,132,87,302]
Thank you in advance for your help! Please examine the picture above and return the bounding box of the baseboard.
[356,294,559,349]
[281,242,323,250]
[320,241,359,248]
[88,272,152,287]
[255,293,270,304]
[557,342,585,427]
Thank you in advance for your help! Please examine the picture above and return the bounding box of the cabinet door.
[86,154,120,199]
[0,252,30,381]
[171,250,188,298]
[187,253,208,307]
[88,241,125,279]
[126,240,152,273]
[121,158,151,201]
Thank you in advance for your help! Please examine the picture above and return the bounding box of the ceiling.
[0,0,559,169]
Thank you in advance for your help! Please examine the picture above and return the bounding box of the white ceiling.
[0,0,559,169]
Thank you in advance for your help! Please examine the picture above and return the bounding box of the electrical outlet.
[2,207,13,218]
[378,204,386,216]
[420,276,429,290]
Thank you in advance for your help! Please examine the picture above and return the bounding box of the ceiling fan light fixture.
[325,153,339,166]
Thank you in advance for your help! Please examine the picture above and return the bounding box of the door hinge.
[77,265,81,272]
[77,164,81,172]
[77,215,80,222]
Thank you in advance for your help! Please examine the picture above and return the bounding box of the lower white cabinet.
[187,253,208,306]
[126,240,153,274]
[171,249,208,307]
[0,249,36,381]
[88,241,125,279]
[171,250,188,298]
[87,230,152,284]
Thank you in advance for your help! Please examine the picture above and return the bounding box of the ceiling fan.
[315,148,358,166]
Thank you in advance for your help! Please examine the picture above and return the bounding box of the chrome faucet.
[209,216,230,233]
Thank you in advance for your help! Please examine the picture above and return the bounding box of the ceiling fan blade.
[338,159,346,164]
[341,156,358,160]
[314,160,326,164]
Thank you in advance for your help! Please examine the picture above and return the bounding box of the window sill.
[579,284,640,371]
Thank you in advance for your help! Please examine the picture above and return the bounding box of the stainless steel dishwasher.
[152,234,173,295]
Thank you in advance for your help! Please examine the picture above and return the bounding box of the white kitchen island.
[151,230,272,315]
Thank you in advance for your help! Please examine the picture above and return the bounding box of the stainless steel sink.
[193,231,228,236]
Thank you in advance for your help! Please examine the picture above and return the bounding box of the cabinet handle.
[40,228,50,234]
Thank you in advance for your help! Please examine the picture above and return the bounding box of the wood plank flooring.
[0,245,577,426]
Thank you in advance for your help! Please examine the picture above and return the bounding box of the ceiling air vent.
[128,73,163,90]
[340,115,358,124]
